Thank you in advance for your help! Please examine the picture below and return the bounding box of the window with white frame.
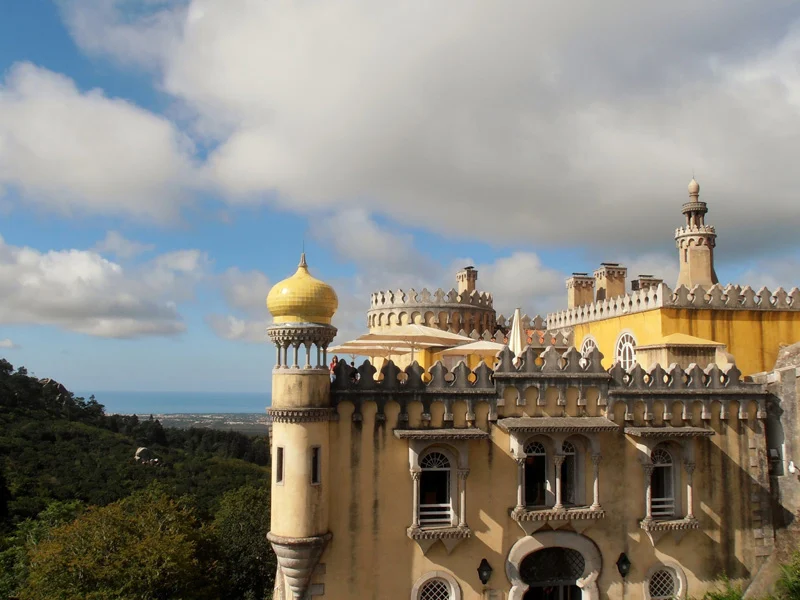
[419,451,454,526]
[580,336,597,358]
[651,447,675,519]
[524,440,547,507]
[615,333,637,371]
[418,578,451,600]
[648,567,678,600]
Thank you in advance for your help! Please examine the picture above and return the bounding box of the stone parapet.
[367,287,495,333]
[547,283,800,329]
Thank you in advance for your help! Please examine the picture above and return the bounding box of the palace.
[264,179,800,600]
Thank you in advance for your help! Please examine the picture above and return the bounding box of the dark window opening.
[525,455,546,507]
[311,447,321,485]
[276,447,284,483]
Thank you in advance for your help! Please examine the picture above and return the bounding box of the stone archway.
[506,531,602,600]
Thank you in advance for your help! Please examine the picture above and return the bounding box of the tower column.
[675,178,719,289]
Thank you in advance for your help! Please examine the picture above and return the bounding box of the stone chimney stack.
[631,275,663,292]
[456,266,478,295]
[566,273,595,309]
[594,263,627,301]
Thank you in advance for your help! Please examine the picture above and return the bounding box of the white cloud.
[0,338,19,349]
[94,230,155,259]
[0,235,207,338]
[0,63,196,221]
[205,267,272,343]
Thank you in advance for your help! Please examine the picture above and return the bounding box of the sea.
[76,390,272,416]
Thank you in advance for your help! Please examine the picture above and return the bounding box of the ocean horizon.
[76,390,272,415]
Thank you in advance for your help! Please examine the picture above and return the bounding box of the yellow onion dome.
[266,253,338,325]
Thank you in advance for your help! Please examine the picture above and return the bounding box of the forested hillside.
[0,359,276,600]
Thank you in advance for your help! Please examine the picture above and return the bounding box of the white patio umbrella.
[357,324,473,363]
[327,344,411,361]
[508,308,527,365]
[438,340,506,358]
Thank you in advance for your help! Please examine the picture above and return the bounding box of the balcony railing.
[419,503,453,526]
[651,497,675,519]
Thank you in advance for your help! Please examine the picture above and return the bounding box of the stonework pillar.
[591,454,602,510]
[684,462,696,519]
[643,464,655,521]
[515,458,525,510]
[411,469,421,528]
[553,455,565,510]
[458,469,470,527]
[292,344,299,368]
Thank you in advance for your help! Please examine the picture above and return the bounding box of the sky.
[1,0,799,395]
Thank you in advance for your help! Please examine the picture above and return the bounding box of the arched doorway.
[506,531,602,600]
[521,547,584,600]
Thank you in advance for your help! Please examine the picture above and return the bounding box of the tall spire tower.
[265,253,338,600]
[675,177,719,289]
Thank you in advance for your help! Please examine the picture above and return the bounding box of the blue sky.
[1,0,799,398]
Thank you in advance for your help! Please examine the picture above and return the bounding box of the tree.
[212,484,276,600]
[21,486,215,600]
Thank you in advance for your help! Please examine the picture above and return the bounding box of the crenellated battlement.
[369,287,494,309]
[330,345,767,425]
[547,282,800,329]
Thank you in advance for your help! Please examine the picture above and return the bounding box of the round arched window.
[419,578,451,600]
[580,337,597,358]
[649,568,678,600]
[615,333,637,371]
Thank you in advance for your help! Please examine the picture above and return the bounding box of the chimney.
[566,273,595,309]
[456,266,478,295]
[631,275,663,292]
[594,263,627,301]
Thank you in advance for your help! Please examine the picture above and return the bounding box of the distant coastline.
[76,390,272,416]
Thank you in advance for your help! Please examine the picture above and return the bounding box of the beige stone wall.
[318,391,767,599]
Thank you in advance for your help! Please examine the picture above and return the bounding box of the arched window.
[419,578,451,600]
[580,336,597,358]
[419,452,453,526]
[616,333,637,371]
[560,441,577,506]
[412,572,462,600]
[648,568,678,600]
[524,441,547,507]
[651,448,675,519]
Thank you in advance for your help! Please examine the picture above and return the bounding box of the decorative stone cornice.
[393,428,490,440]
[510,506,605,535]
[267,408,338,424]
[267,532,332,600]
[640,517,700,546]
[624,426,714,439]
[267,323,337,347]
[497,416,620,434]
[406,525,471,555]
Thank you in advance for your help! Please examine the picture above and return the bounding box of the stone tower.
[265,253,338,600]
[675,177,719,289]
[456,266,478,294]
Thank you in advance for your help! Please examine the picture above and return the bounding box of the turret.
[456,266,478,295]
[675,178,719,289]
[265,253,338,600]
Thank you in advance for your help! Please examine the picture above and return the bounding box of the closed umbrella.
[508,308,526,365]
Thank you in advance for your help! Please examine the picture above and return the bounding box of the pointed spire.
[298,252,308,269]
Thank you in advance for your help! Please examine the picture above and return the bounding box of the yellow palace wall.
[573,308,800,375]
[317,390,765,599]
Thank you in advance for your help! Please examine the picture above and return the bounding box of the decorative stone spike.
[628,364,647,387]
[473,362,493,389]
[380,361,402,390]
[428,361,449,388]
[723,284,741,308]
[789,287,800,309]
[607,363,627,385]
[704,364,725,389]
[522,347,540,374]
[357,360,378,389]
[404,363,426,390]
[672,285,691,306]
[773,287,789,308]
[268,532,332,600]
[495,346,516,373]
[584,347,606,373]
[689,285,706,307]
[741,286,758,308]
[451,361,473,389]
[667,364,685,389]
[540,346,561,372]
[648,364,668,389]
[685,364,706,389]
[332,360,352,389]
[562,347,583,373]
[707,284,725,307]
[756,286,772,308]
[722,363,741,386]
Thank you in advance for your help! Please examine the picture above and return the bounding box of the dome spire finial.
[299,252,307,269]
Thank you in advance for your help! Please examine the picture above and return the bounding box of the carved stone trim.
[267,532,332,600]
[497,416,620,434]
[510,506,605,535]
[407,526,471,555]
[267,408,337,423]
[393,428,489,440]
[639,517,699,546]
[625,427,714,438]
